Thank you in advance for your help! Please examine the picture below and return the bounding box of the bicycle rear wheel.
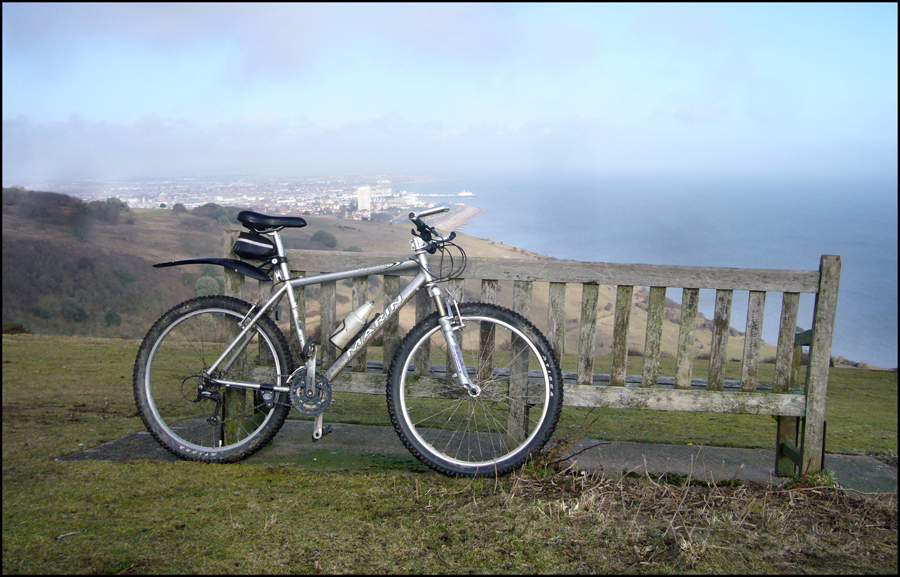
[133,296,293,462]
[387,303,563,477]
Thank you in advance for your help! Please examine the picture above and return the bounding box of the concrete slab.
[59,421,897,495]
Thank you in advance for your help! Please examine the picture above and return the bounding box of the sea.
[406,170,898,369]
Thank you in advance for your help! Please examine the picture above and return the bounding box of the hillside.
[2,188,775,364]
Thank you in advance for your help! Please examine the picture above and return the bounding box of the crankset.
[287,367,333,416]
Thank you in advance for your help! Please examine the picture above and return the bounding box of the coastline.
[432,205,483,232]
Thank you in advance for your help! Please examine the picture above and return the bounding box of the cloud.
[673,103,727,124]
[630,4,729,52]
[5,111,897,186]
[3,3,603,89]
[2,113,611,182]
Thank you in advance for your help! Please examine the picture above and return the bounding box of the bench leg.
[775,416,800,476]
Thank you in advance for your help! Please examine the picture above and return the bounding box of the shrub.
[2,323,30,334]
[113,269,136,287]
[104,311,122,327]
[60,299,88,322]
[311,230,337,248]
[30,305,53,319]
[2,187,24,206]
[87,197,129,224]
[195,276,221,296]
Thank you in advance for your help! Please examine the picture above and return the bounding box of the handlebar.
[408,205,456,253]
[408,205,450,220]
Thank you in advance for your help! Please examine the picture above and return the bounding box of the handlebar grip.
[408,205,450,221]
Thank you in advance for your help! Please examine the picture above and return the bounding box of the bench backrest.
[223,231,840,474]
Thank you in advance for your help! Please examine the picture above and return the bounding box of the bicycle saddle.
[237,210,307,230]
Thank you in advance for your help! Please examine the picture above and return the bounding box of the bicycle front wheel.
[387,303,563,477]
[133,296,293,462]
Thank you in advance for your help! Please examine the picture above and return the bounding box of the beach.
[432,205,483,233]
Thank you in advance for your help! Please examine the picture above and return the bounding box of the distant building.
[357,186,371,211]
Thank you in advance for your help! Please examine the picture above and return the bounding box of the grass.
[553,355,898,456]
[2,333,897,573]
[315,345,899,457]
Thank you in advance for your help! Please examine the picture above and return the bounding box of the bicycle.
[134,205,563,477]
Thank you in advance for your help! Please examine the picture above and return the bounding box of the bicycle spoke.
[391,305,561,475]
[135,297,292,461]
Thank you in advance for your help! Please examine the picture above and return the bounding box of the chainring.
[287,367,333,416]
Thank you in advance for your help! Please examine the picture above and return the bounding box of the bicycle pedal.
[312,424,333,442]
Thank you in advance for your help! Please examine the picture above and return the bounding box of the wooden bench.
[223,232,840,477]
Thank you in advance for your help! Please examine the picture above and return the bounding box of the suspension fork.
[416,253,480,396]
[438,296,480,396]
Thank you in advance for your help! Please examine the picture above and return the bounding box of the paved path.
[60,421,897,495]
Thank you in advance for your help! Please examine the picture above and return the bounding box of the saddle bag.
[233,231,277,260]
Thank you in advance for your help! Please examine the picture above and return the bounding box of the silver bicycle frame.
[205,234,458,390]
[205,209,476,442]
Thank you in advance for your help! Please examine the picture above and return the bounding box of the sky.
[2,2,897,182]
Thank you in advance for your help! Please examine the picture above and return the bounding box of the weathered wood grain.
[802,255,841,473]
[578,283,600,385]
[333,368,803,417]
[247,246,840,478]
[512,280,532,317]
[776,416,801,476]
[708,289,733,391]
[382,275,400,372]
[774,293,800,393]
[794,329,814,346]
[284,251,820,292]
[481,278,497,304]
[641,286,667,388]
[548,282,567,358]
[610,285,633,387]
[224,231,244,299]
[414,288,431,378]
[478,279,498,382]
[675,288,699,389]
[563,385,806,416]
[351,276,369,372]
[740,291,766,392]
[321,280,337,366]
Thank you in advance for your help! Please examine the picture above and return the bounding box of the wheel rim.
[398,315,551,469]
[143,307,283,454]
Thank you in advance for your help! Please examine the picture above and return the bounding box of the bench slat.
[285,252,821,292]
[331,370,805,417]
[774,293,800,393]
[675,288,700,389]
[578,283,600,385]
[641,286,667,388]
[708,289,733,391]
[548,282,567,358]
[740,290,766,392]
[610,285,633,387]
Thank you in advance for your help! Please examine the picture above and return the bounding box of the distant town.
[7,175,474,222]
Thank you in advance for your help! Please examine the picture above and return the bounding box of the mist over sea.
[408,170,898,369]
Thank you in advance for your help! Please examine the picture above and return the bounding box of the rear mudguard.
[153,258,271,282]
